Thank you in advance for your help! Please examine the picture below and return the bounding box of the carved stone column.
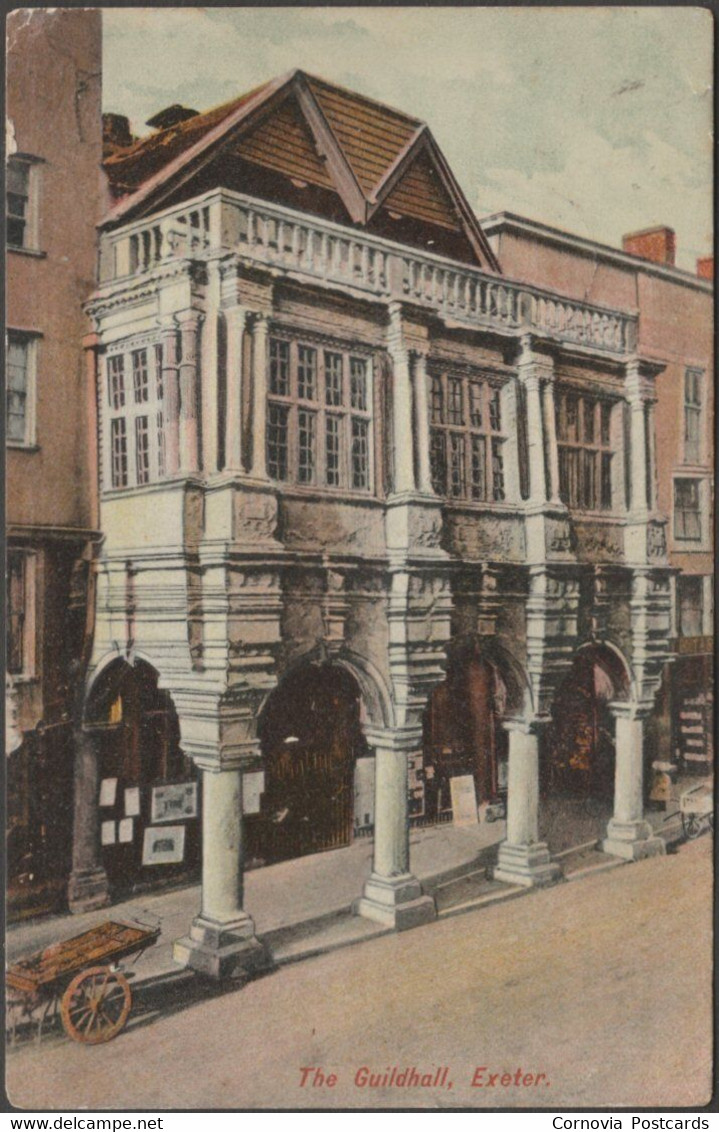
[388,304,416,495]
[174,761,268,978]
[224,306,247,472]
[160,321,181,476]
[542,378,561,504]
[201,260,221,475]
[249,313,269,480]
[602,703,665,861]
[354,727,436,930]
[178,309,203,474]
[493,719,562,887]
[625,362,649,519]
[412,350,433,495]
[67,726,110,913]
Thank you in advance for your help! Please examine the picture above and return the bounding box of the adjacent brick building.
[6,9,104,918]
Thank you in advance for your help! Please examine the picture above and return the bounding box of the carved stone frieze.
[646,521,668,560]
[281,499,383,554]
[445,513,525,561]
[572,521,623,562]
[234,490,278,543]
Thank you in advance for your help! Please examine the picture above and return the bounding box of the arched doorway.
[85,659,199,894]
[251,663,368,863]
[421,647,511,824]
[542,644,631,850]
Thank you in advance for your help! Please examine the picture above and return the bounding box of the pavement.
[6,786,688,993]
[6,834,713,1110]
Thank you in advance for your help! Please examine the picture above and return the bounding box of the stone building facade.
[481,214,713,780]
[6,9,103,920]
[78,71,672,976]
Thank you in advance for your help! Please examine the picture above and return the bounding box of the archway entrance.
[85,660,199,894]
[252,663,368,863]
[421,652,509,825]
[542,644,631,850]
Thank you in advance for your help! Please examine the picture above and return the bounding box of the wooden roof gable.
[102,70,500,271]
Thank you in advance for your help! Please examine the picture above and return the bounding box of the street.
[6,836,713,1111]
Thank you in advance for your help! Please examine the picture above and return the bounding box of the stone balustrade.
[100,188,638,355]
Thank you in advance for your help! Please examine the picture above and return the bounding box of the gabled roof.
[102,69,500,271]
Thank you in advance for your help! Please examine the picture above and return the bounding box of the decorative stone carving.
[409,506,443,549]
[646,522,667,560]
[234,490,278,543]
[573,522,623,562]
[446,514,524,561]
[183,487,205,547]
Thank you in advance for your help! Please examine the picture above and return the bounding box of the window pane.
[7,162,29,248]
[6,552,25,675]
[350,357,368,412]
[491,438,505,501]
[582,398,595,443]
[135,416,150,484]
[6,337,28,441]
[7,161,29,197]
[565,395,578,442]
[108,355,125,409]
[325,415,341,487]
[469,383,483,428]
[601,452,612,510]
[298,409,316,484]
[154,344,164,400]
[351,418,369,490]
[488,388,501,431]
[157,411,166,478]
[297,345,317,401]
[430,430,447,494]
[269,339,290,396]
[132,349,149,403]
[325,352,343,407]
[111,418,128,488]
[447,379,463,425]
[448,432,466,497]
[431,377,444,424]
[267,402,289,480]
[600,402,612,446]
[678,577,703,637]
[674,480,701,540]
[470,435,486,500]
[685,407,701,463]
[581,449,597,509]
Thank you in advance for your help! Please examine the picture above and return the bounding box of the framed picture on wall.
[151,781,198,823]
[142,825,186,866]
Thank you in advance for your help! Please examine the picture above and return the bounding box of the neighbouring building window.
[678,575,703,638]
[266,336,372,491]
[6,550,34,676]
[105,343,164,489]
[429,371,506,501]
[556,391,613,511]
[674,478,702,541]
[6,157,39,249]
[6,331,36,446]
[684,369,703,464]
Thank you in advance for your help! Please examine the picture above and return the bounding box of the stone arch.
[81,653,199,895]
[449,635,533,719]
[575,639,634,704]
[249,655,371,863]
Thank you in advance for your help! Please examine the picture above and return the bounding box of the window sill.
[6,441,39,452]
[7,245,46,259]
[7,673,38,686]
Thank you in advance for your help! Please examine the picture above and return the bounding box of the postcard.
[4,4,713,1116]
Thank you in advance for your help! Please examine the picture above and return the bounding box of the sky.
[103,6,713,270]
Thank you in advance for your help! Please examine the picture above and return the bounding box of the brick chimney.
[145,104,199,131]
[102,113,134,156]
[696,256,714,280]
[622,226,676,266]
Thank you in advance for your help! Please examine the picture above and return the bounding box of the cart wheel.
[60,966,132,1044]
[683,814,703,840]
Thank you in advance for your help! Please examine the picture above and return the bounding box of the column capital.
[363,725,423,752]
[222,304,249,328]
[176,307,204,331]
[608,700,651,722]
[248,310,271,332]
[624,356,662,402]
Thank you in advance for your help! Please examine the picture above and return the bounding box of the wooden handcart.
[6,919,160,1045]
[680,781,714,840]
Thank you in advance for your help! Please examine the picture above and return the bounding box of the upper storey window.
[683,368,703,465]
[105,344,164,489]
[6,331,37,447]
[429,371,505,502]
[6,156,40,250]
[266,337,372,492]
[556,391,613,511]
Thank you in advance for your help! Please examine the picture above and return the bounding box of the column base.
[354,873,436,931]
[67,866,111,914]
[493,842,562,888]
[173,913,271,980]
[602,820,666,861]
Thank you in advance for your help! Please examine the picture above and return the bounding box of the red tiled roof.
[103,80,273,194]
